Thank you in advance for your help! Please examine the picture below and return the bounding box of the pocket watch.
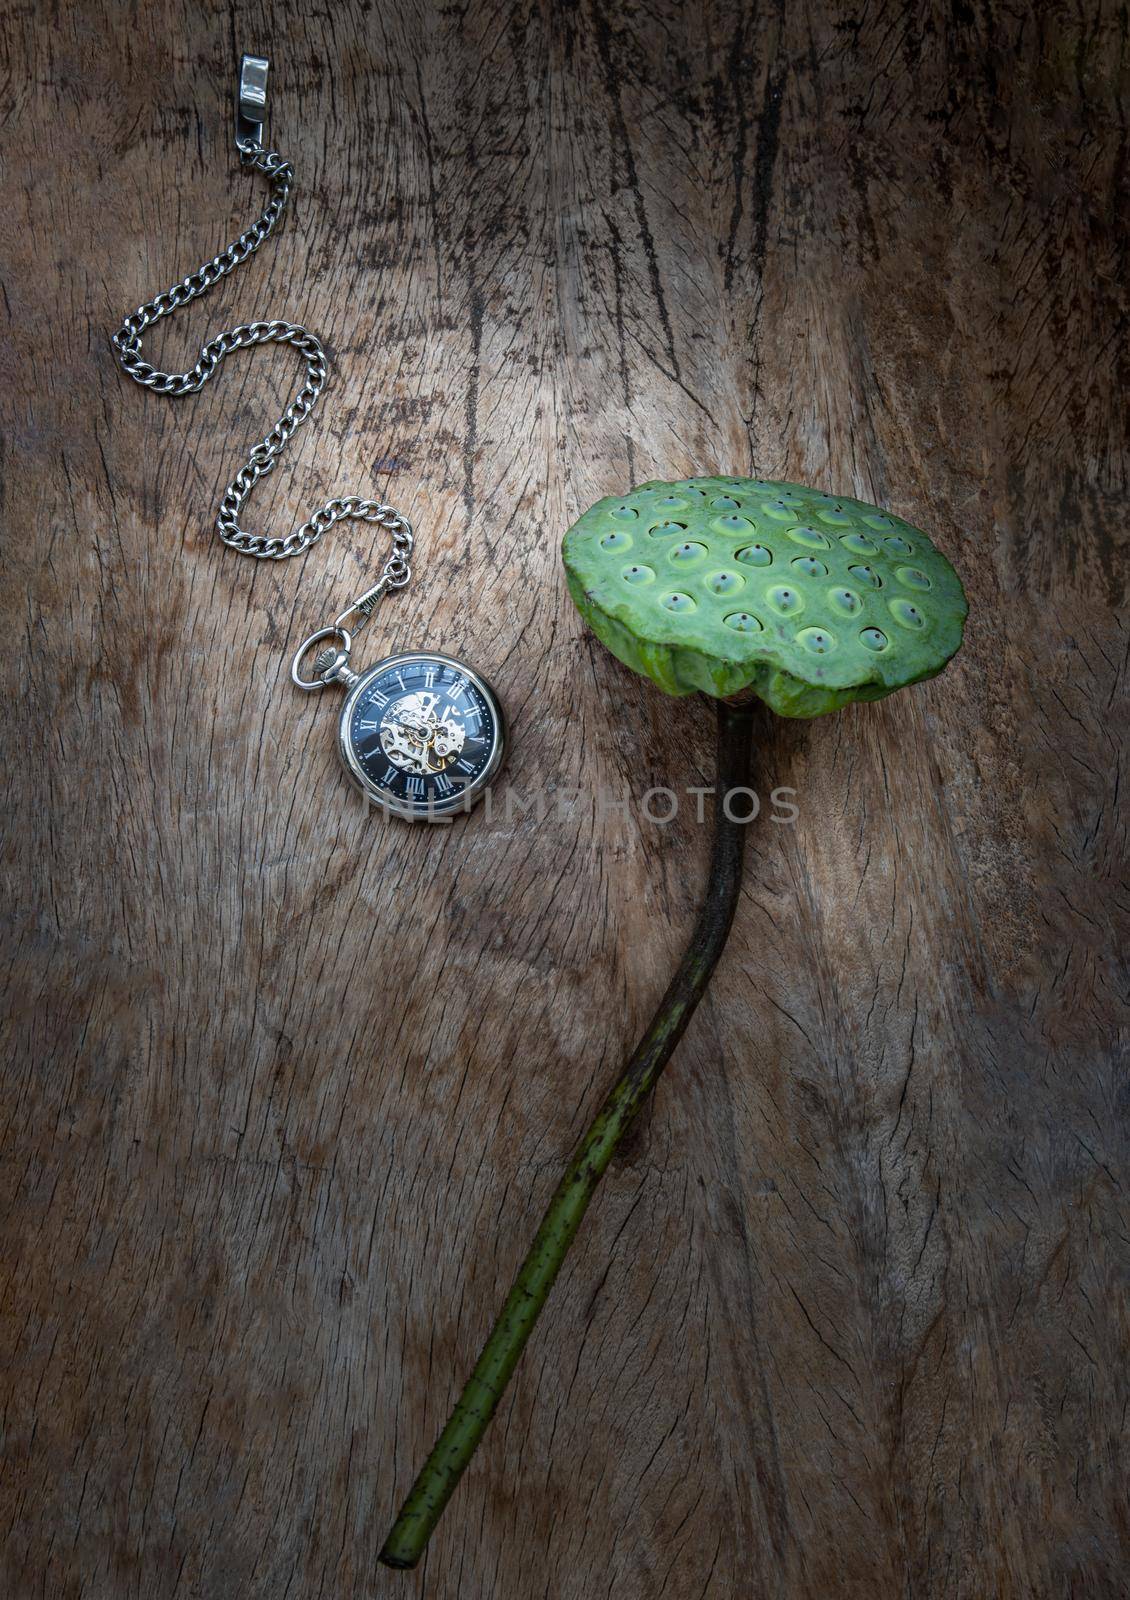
[291,579,505,821]
[110,54,507,822]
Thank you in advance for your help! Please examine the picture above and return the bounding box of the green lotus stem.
[379,697,758,1570]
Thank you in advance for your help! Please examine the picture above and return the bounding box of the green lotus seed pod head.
[562,476,967,716]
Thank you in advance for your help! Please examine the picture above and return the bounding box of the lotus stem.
[379,698,758,1570]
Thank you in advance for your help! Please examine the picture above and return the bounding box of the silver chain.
[110,141,414,575]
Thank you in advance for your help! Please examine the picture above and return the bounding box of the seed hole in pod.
[848,563,884,589]
[829,587,862,614]
[724,611,763,632]
[670,541,708,564]
[706,570,744,595]
[896,565,932,590]
[710,495,742,511]
[608,504,639,521]
[862,513,895,531]
[661,592,697,613]
[840,532,878,554]
[889,598,926,630]
[791,555,828,578]
[622,564,655,585]
[884,536,914,556]
[655,495,687,511]
[600,529,632,550]
[767,585,803,614]
[797,627,835,654]
[735,543,773,567]
[786,525,831,549]
[713,514,756,536]
[816,505,853,526]
[648,520,687,538]
[760,499,800,521]
[860,627,889,651]
[678,484,708,498]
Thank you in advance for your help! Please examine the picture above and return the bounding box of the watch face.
[338,652,504,820]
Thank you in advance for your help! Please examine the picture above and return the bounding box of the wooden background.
[2,2,1127,1596]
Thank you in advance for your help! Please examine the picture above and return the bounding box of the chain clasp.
[334,576,395,632]
[236,54,269,151]
[290,574,398,691]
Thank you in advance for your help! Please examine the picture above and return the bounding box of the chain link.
[110,143,414,573]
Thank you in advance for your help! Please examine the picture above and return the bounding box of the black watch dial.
[342,654,502,818]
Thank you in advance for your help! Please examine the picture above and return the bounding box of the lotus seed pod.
[562,476,967,716]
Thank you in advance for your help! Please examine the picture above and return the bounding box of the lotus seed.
[622,564,655,584]
[713,514,756,535]
[710,496,741,511]
[609,505,638,521]
[840,532,878,554]
[860,627,889,651]
[707,571,744,595]
[889,598,926,629]
[661,592,696,613]
[896,566,932,590]
[791,555,828,577]
[649,520,686,538]
[884,536,914,556]
[670,541,707,563]
[600,530,632,549]
[724,612,762,632]
[786,526,831,549]
[848,563,884,589]
[830,588,862,614]
[768,586,802,614]
[762,499,799,520]
[736,544,773,567]
[797,628,835,654]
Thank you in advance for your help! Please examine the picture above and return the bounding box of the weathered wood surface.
[2,1,1127,1595]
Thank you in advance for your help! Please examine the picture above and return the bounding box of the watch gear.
[380,691,465,775]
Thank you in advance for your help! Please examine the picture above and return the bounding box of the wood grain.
[1,2,1127,1596]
